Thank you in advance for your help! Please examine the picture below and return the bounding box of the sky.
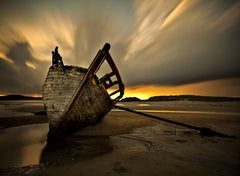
[0,0,239,99]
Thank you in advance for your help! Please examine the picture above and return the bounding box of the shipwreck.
[42,43,233,141]
[42,43,124,139]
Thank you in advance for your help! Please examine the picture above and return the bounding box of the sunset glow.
[124,77,240,99]
[31,94,42,98]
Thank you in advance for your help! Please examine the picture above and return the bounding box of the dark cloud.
[0,42,49,95]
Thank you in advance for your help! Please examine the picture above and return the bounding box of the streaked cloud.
[0,0,239,97]
[122,0,240,87]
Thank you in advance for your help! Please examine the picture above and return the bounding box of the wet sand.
[0,101,240,176]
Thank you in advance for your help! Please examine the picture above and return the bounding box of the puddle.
[0,124,48,168]
[0,124,113,169]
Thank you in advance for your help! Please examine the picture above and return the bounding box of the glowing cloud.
[0,52,13,63]
[25,61,36,69]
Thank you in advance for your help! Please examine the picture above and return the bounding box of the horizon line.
[1,94,240,100]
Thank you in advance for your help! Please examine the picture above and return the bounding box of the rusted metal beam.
[114,105,236,138]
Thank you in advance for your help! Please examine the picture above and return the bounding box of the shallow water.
[0,124,113,169]
[115,101,240,116]
[0,100,43,118]
[118,101,240,113]
[113,109,240,116]
[0,124,48,168]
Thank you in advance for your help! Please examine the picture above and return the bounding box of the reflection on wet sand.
[138,110,240,116]
[0,123,113,169]
[0,124,48,168]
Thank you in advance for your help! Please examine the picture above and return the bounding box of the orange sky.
[1,77,239,99]
[123,77,240,99]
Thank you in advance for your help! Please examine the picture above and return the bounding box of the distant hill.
[119,95,240,102]
[148,95,240,102]
[0,95,42,100]
[120,97,141,102]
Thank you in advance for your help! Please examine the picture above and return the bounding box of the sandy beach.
[0,100,240,176]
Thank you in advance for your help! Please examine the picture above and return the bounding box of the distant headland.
[121,95,240,102]
[0,95,42,100]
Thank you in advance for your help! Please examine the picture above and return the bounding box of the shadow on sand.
[40,135,113,166]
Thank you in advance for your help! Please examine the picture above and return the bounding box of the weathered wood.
[42,66,112,137]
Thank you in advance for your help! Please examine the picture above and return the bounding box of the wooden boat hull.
[42,43,124,138]
[42,66,112,137]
